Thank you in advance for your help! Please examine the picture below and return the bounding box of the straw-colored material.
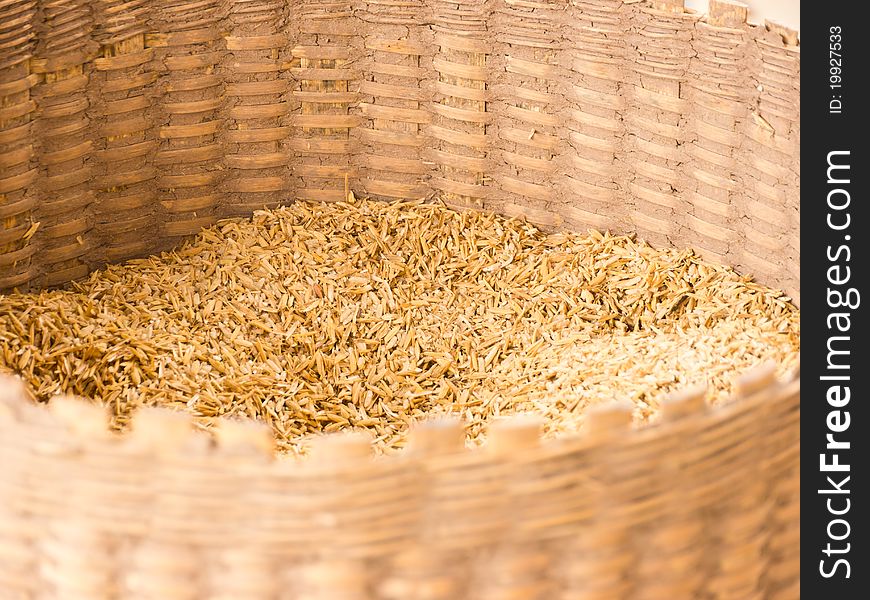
[0,0,799,597]
[1,0,799,300]
[0,368,799,598]
[0,199,800,454]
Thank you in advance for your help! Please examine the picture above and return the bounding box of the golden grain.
[0,199,799,452]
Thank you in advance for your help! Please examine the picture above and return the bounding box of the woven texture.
[1,365,799,599]
[1,0,799,300]
[1,0,799,597]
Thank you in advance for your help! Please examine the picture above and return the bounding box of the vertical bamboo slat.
[558,401,634,599]
[357,0,433,202]
[759,369,801,599]
[491,0,565,229]
[411,419,507,597]
[91,1,158,265]
[222,0,290,217]
[475,416,551,600]
[208,420,277,600]
[290,0,360,203]
[682,0,748,266]
[41,397,117,600]
[152,0,225,242]
[625,0,695,247]
[31,0,97,287]
[0,375,40,597]
[0,0,38,290]
[299,433,375,600]
[430,0,489,211]
[636,386,708,600]
[381,418,465,600]
[123,409,208,599]
[737,21,800,301]
[694,365,777,599]
[561,0,627,233]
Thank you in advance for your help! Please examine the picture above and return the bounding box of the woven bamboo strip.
[430,0,489,211]
[682,0,748,266]
[560,0,627,233]
[221,0,290,216]
[290,0,360,203]
[356,1,433,202]
[31,0,97,287]
[152,0,225,243]
[91,1,159,264]
[0,0,38,290]
[490,0,565,230]
[737,20,800,303]
[0,359,800,598]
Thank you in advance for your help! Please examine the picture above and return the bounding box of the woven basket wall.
[1,0,799,598]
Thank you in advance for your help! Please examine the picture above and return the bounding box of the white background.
[684,0,800,32]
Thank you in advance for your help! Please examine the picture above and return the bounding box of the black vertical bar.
[802,2,868,596]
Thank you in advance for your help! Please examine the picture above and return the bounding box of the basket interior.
[0,2,801,595]
[1,0,799,304]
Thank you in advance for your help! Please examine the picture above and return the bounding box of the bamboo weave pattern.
[1,0,799,301]
[1,364,799,599]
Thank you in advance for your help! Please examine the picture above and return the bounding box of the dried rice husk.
[0,200,800,453]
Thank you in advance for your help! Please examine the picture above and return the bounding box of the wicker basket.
[1,0,799,597]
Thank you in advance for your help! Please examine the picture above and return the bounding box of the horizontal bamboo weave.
[1,363,799,599]
[1,0,799,598]
[1,0,799,301]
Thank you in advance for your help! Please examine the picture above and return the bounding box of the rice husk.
[0,199,800,453]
